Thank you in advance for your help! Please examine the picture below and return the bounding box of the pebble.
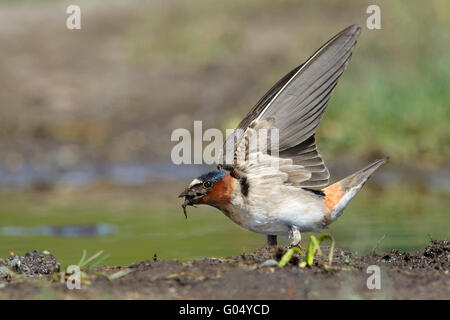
[0,266,10,279]
[261,259,279,267]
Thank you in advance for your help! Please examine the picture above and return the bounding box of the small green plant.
[278,234,335,268]
[59,249,110,284]
[77,249,110,272]
[72,250,133,281]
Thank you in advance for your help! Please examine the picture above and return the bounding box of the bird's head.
[179,169,233,218]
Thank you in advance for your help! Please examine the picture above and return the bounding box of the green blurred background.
[0,0,448,266]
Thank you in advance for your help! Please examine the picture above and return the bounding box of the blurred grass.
[121,0,450,167]
[0,0,448,166]
[0,186,448,266]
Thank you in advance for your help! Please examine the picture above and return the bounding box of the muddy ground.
[0,240,448,299]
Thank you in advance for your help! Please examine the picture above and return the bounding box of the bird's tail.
[322,157,389,222]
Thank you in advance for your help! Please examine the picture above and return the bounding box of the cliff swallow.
[179,25,388,246]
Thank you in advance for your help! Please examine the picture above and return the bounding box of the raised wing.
[221,25,361,187]
[229,119,312,187]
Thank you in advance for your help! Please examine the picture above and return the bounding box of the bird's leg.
[266,235,278,246]
[288,226,301,248]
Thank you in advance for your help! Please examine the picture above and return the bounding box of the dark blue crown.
[198,170,226,182]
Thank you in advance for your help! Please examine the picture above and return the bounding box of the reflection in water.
[0,224,117,237]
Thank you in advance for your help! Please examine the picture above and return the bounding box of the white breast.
[228,179,327,236]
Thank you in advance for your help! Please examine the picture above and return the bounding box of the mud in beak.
[178,188,206,219]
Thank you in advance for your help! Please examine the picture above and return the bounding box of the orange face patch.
[201,173,234,207]
[323,183,345,212]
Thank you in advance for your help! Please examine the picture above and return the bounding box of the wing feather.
[221,25,361,188]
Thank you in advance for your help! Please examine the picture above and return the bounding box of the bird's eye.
[203,181,213,188]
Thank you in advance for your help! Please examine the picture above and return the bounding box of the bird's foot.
[288,226,302,249]
[266,235,278,247]
[288,243,304,252]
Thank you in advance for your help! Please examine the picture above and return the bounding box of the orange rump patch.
[323,183,345,212]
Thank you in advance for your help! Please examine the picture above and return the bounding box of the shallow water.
[0,163,209,188]
[0,185,448,267]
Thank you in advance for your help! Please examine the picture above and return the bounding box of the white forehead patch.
[189,178,202,188]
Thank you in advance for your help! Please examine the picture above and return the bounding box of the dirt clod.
[1,250,60,277]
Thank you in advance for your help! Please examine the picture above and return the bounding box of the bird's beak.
[178,189,191,198]
[178,186,206,219]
